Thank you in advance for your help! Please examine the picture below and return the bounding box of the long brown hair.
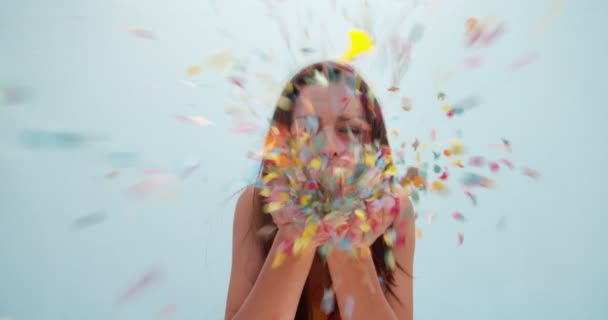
[251,61,404,320]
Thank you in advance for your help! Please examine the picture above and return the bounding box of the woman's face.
[291,82,371,168]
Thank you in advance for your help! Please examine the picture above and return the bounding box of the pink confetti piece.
[115,268,162,307]
[508,53,540,71]
[430,130,436,142]
[232,121,257,134]
[458,233,464,246]
[155,304,177,319]
[452,211,465,222]
[175,114,213,126]
[120,27,157,40]
[489,161,500,173]
[128,174,176,199]
[246,150,263,160]
[500,159,514,169]
[468,156,486,167]
[228,76,245,88]
[480,24,506,46]
[463,55,484,68]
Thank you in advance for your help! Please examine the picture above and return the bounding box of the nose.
[318,128,340,159]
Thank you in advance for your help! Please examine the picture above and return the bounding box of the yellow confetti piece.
[278,192,290,202]
[416,152,421,166]
[360,221,371,232]
[277,96,293,111]
[384,164,397,176]
[449,139,464,155]
[442,105,452,112]
[299,194,311,206]
[262,172,279,184]
[354,209,366,220]
[364,153,376,167]
[431,180,445,191]
[452,159,464,168]
[260,187,271,197]
[272,251,286,268]
[422,144,428,151]
[310,157,322,170]
[186,65,201,76]
[340,29,374,62]
[263,201,283,213]
[416,227,424,239]
[383,230,394,246]
[385,250,396,270]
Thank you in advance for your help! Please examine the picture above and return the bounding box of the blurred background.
[1,0,607,319]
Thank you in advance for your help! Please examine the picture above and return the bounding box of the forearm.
[231,230,315,320]
[326,248,397,320]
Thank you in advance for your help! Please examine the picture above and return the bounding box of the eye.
[338,126,362,135]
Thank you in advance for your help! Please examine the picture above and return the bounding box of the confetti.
[340,29,374,62]
[532,0,566,38]
[71,211,106,230]
[521,167,540,179]
[19,130,104,148]
[128,174,177,199]
[458,233,464,246]
[437,92,446,100]
[464,55,484,68]
[508,52,540,71]
[175,114,214,126]
[186,65,202,76]
[344,295,355,318]
[412,139,420,151]
[105,170,120,179]
[155,304,177,319]
[451,211,465,222]
[489,162,500,173]
[388,86,400,92]
[232,121,258,134]
[321,288,335,314]
[121,27,157,40]
[115,267,162,307]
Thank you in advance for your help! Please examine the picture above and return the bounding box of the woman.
[225,61,415,320]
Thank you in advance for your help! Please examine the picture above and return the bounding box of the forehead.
[293,83,365,119]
